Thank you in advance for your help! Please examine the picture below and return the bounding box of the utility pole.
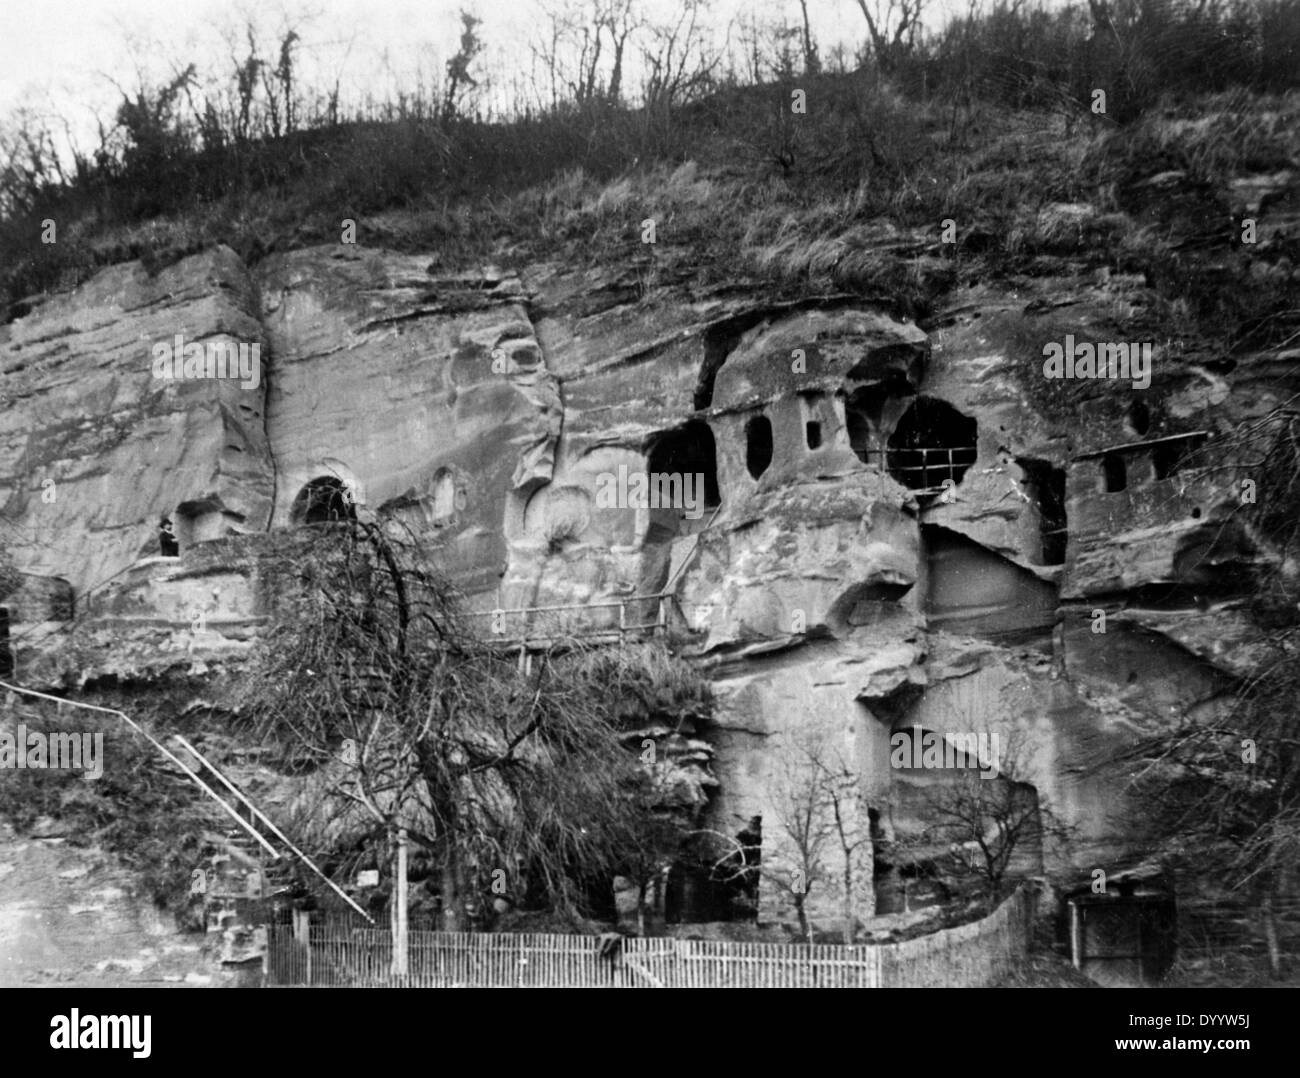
[391,828,409,980]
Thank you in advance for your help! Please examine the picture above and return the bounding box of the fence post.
[293,907,311,986]
[392,829,409,980]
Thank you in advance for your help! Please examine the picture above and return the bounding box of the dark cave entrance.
[746,415,773,479]
[292,478,358,525]
[886,397,978,493]
[1127,401,1150,437]
[0,607,11,678]
[644,421,722,546]
[693,312,770,411]
[1102,454,1127,493]
[1017,458,1068,565]
[665,815,762,924]
[646,422,721,509]
[844,376,911,466]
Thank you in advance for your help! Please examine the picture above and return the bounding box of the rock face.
[0,821,226,987]
[3,164,1296,938]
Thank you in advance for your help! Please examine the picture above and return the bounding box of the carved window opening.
[0,607,11,678]
[292,477,357,525]
[1102,454,1127,493]
[1127,401,1150,437]
[746,415,773,479]
[1017,458,1068,566]
[886,397,978,494]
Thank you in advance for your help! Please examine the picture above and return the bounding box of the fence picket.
[264,887,1030,988]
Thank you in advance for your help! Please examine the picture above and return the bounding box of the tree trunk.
[843,874,855,944]
[1262,889,1282,980]
[795,896,811,944]
[441,856,462,932]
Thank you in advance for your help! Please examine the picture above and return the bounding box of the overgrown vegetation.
[236,519,714,928]
[0,696,209,912]
[1122,405,1300,979]
[1,0,1296,318]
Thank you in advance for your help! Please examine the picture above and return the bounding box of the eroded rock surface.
[3,155,1296,939]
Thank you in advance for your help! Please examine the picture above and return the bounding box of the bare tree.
[443,11,485,122]
[853,0,927,70]
[641,0,721,111]
[240,517,703,928]
[796,0,821,75]
[1120,403,1300,979]
[902,726,1068,900]
[705,732,870,943]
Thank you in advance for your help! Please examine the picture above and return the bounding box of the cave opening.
[806,420,822,449]
[0,607,11,678]
[845,388,876,463]
[1102,453,1127,493]
[693,313,769,411]
[1017,458,1068,566]
[1127,401,1150,437]
[664,816,761,924]
[292,477,358,525]
[646,420,722,510]
[886,397,978,493]
[844,375,912,465]
[746,415,774,479]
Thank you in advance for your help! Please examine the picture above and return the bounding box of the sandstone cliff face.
[2,159,1295,933]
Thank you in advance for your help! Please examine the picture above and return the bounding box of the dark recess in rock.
[746,415,773,479]
[887,397,978,493]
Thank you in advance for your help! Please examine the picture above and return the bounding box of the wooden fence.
[264,886,1033,988]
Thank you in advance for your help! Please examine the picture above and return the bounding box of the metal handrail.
[172,734,373,922]
[463,594,667,618]
[0,678,373,923]
[0,680,277,858]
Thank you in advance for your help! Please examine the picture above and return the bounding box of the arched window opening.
[745,415,773,479]
[886,397,978,493]
[292,477,357,525]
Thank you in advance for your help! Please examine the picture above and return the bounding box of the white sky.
[0,0,980,154]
